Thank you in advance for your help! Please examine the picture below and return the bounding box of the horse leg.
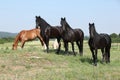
[90,48,96,66]
[101,48,105,63]
[94,49,98,66]
[56,38,61,54]
[105,47,110,63]
[80,40,83,56]
[71,42,76,56]
[108,48,110,63]
[76,41,82,56]
[64,42,68,55]
[37,35,45,46]
[45,37,49,53]
[21,40,25,49]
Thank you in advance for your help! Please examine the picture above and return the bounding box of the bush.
[110,33,120,43]
[0,37,14,44]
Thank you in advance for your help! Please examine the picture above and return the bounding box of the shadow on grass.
[79,57,92,64]
[43,49,78,56]
[79,57,103,65]
[43,49,106,66]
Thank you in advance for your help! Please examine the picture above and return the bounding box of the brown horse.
[12,28,45,50]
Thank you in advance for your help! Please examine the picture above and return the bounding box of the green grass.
[0,41,120,80]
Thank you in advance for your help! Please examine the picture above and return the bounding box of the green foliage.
[84,36,89,40]
[0,37,14,44]
[110,33,120,43]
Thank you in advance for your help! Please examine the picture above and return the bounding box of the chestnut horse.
[12,28,45,50]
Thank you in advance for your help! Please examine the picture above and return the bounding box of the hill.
[0,31,17,38]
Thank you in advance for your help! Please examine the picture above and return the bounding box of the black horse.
[60,17,84,56]
[88,23,111,66]
[35,16,63,53]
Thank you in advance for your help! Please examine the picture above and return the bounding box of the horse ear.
[38,16,41,18]
[93,23,94,25]
[35,16,37,18]
[89,23,91,26]
[64,17,66,20]
[61,17,64,20]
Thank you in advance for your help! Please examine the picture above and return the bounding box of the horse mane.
[36,16,51,37]
[65,21,73,30]
[63,18,73,31]
[40,17,51,27]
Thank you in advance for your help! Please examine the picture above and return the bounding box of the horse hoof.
[74,53,76,56]
[80,53,83,56]
[94,64,97,66]
[74,54,76,56]
[56,51,59,54]
[92,63,97,66]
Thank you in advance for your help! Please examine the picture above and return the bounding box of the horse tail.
[102,34,111,63]
[80,29,84,56]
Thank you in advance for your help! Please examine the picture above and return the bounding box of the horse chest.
[93,38,107,49]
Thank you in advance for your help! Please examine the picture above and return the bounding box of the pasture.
[0,40,120,80]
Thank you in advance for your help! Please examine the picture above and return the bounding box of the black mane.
[40,17,51,27]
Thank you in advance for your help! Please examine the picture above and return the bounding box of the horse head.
[35,16,41,29]
[89,23,96,38]
[35,16,51,31]
[12,44,17,50]
[60,17,67,31]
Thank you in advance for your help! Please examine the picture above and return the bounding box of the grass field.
[0,41,120,80]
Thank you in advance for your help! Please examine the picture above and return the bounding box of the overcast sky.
[0,0,120,35]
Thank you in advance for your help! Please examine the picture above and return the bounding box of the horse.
[60,17,84,56]
[35,16,63,53]
[12,28,45,50]
[88,23,111,66]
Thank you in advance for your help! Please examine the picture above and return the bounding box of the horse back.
[74,29,84,40]
[100,33,111,47]
[45,26,62,38]
[20,29,39,40]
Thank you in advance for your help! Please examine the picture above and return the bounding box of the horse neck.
[90,28,99,38]
[40,18,51,30]
[65,23,73,31]
[13,33,20,47]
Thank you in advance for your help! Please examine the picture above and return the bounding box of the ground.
[0,41,120,80]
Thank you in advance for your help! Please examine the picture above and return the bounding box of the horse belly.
[63,35,75,42]
[50,30,60,38]
[26,33,36,40]
[95,40,107,49]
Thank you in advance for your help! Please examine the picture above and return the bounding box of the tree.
[110,33,120,43]
[110,33,118,38]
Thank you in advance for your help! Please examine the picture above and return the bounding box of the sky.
[0,0,120,35]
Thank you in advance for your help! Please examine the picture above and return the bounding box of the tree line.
[110,33,120,43]
[85,33,120,43]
